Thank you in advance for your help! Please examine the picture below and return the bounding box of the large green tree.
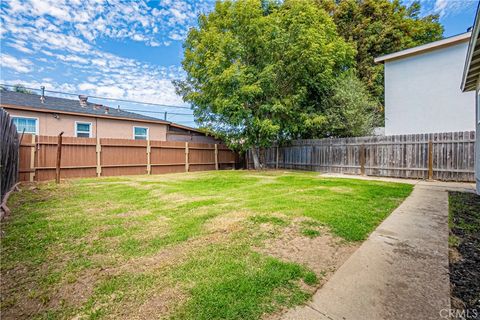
[175,0,355,168]
[318,0,443,109]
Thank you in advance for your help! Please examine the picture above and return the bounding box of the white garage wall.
[384,41,475,135]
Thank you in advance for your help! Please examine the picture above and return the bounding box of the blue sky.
[0,0,478,126]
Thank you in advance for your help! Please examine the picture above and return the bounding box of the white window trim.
[12,116,39,135]
[75,121,93,138]
[133,126,149,140]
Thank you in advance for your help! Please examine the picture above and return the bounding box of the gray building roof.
[0,90,168,123]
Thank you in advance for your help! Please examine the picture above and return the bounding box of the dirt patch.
[0,228,232,320]
[448,191,480,313]
[204,211,253,233]
[0,267,44,319]
[105,230,233,276]
[130,286,186,320]
[48,269,98,309]
[257,218,358,285]
[260,221,358,320]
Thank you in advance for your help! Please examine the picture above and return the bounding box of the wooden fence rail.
[19,134,237,181]
[247,131,476,182]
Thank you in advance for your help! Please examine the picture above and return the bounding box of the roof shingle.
[0,90,168,123]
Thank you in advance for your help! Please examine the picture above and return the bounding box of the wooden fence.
[19,134,237,182]
[247,131,476,182]
[1,109,20,203]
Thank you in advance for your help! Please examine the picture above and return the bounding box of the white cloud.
[2,79,78,94]
[0,53,33,73]
[416,0,477,18]
[96,85,125,97]
[78,82,96,91]
[0,0,199,112]
[57,54,89,64]
[7,40,33,54]
[1,0,214,46]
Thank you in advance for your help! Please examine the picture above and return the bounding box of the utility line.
[121,108,193,116]
[0,83,192,110]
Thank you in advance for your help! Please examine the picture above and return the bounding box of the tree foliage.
[318,0,443,107]
[13,84,32,94]
[0,84,32,93]
[322,71,380,137]
[175,0,355,158]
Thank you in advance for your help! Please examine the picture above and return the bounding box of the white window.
[133,126,149,140]
[12,116,38,134]
[75,122,92,138]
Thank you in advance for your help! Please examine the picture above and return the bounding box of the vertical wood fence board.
[1,109,20,204]
[247,131,475,182]
[18,135,237,181]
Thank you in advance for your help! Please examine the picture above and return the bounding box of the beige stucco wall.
[4,108,168,140]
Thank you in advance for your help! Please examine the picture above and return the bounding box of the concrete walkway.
[281,176,475,320]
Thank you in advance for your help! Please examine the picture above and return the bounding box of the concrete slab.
[280,177,475,320]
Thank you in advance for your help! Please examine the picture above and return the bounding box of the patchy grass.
[1,171,412,319]
[301,228,321,238]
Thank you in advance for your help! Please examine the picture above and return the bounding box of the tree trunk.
[250,147,261,170]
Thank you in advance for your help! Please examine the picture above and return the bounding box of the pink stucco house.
[0,90,219,143]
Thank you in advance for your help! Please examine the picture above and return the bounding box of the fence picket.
[18,134,236,181]
[248,131,476,182]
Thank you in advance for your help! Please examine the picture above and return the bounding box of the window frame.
[133,126,149,140]
[75,121,93,138]
[12,116,39,135]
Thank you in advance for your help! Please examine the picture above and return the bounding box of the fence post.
[185,142,189,172]
[428,140,433,180]
[214,144,219,170]
[146,139,151,175]
[96,137,102,177]
[276,146,279,169]
[55,132,64,184]
[360,144,366,176]
[29,134,36,182]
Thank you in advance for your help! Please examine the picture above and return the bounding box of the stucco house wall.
[476,82,480,194]
[382,38,475,135]
[3,108,168,140]
[461,6,480,194]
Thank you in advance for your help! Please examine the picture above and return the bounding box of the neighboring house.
[167,123,220,143]
[375,32,476,135]
[0,90,219,143]
[461,5,480,194]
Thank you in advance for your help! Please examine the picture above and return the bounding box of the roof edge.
[375,32,471,63]
[1,103,171,125]
[461,3,480,92]
[169,122,204,134]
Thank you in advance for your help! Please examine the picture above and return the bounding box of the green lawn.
[0,170,412,319]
